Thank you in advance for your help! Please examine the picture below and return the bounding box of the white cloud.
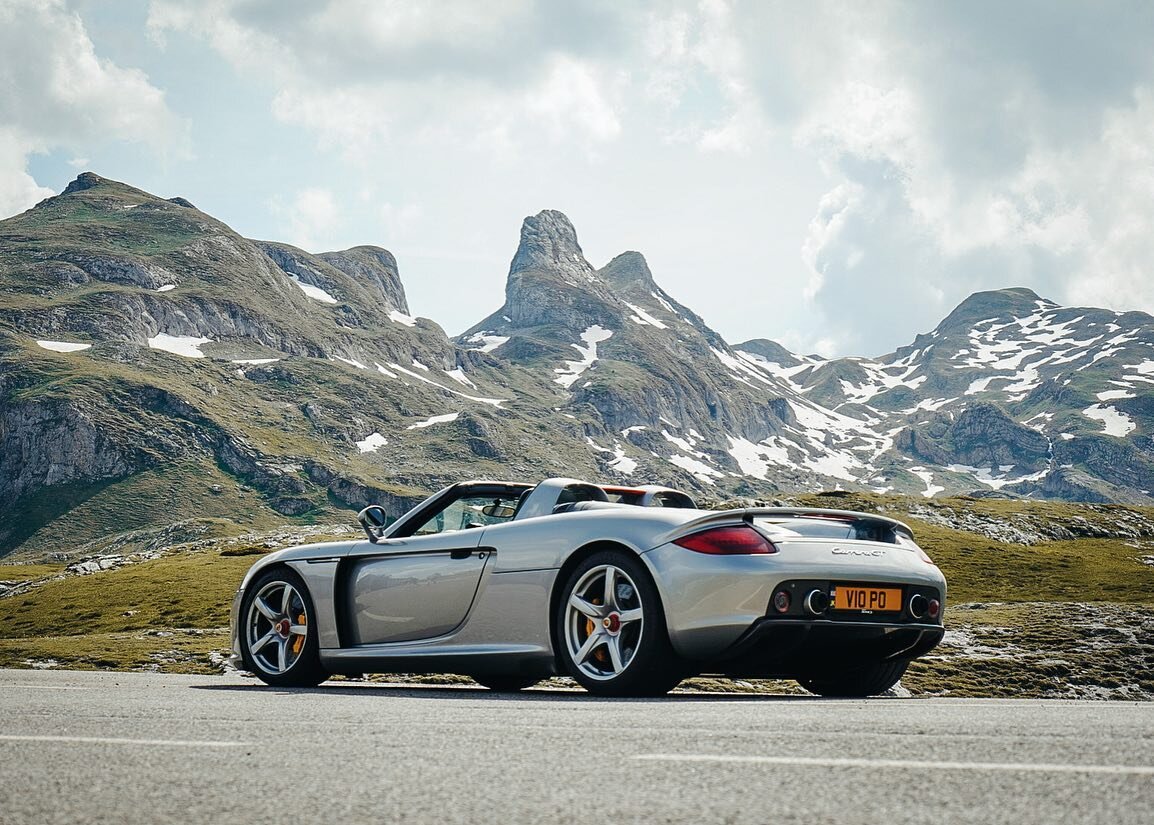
[271,187,340,251]
[727,0,1154,353]
[0,0,186,217]
[149,0,635,158]
[524,55,624,145]
[379,201,424,242]
[0,131,54,217]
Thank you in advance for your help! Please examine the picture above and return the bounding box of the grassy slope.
[1,494,1152,696]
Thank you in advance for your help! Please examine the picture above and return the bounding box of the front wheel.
[798,659,909,697]
[555,550,682,697]
[240,567,328,687]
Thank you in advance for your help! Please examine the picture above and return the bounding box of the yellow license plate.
[834,586,902,612]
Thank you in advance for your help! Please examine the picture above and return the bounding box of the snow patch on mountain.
[291,276,338,304]
[947,463,1047,490]
[1082,404,1136,437]
[386,362,506,407]
[668,453,722,484]
[407,412,460,430]
[587,437,638,475]
[909,467,944,498]
[148,333,212,358]
[624,302,668,329]
[555,325,613,389]
[444,368,475,388]
[356,433,388,453]
[726,435,791,480]
[464,332,509,353]
[662,429,710,460]
[840,360,927,404]
[36,340,91,353]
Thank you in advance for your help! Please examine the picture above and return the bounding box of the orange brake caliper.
[291,613,306,655]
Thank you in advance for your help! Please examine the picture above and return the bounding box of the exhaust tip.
[909,594,928,619]
[803,589,830,615]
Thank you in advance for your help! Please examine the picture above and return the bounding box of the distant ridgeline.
[0,173,1152,557]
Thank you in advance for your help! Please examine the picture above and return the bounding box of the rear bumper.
[705,618,945,679]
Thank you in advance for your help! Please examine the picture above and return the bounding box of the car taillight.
[915,546,935,565]
[674,526,777,555]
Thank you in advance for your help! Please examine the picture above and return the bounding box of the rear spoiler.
[657,507,915,546]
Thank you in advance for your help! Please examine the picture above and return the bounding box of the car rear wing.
[656,506,916,547]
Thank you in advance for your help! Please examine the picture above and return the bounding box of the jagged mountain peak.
[599,251,654,289]
[62,171,107,194]
[508,209,596,282]
[464,210,619,335]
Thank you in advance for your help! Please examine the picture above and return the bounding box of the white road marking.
[633,754,1154,776]
[12,685,88,690]
[0,735,248,748]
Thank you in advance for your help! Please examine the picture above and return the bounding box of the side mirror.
[358,505,391,543]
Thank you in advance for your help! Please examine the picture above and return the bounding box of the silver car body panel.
[317,567,556,673]
[343,529,488,645]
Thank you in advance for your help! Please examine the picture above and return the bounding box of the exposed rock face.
[57,252,177,290]
[318,246,409,314]
[258,242,343,300]
[486,211,620,330]
[897,403,1051,471]
[509,210,598,285]
[61,171,105,194]
[0,398,137,503]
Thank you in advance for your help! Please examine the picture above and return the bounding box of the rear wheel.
[472,674,540,692]
[555,550,682,697]
[798,659,909,697]
[240,568,328,687]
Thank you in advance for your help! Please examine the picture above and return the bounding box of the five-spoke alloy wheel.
[556,551,682,696]
[240,568,327,687]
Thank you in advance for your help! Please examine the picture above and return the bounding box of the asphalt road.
[1,669,1152,825]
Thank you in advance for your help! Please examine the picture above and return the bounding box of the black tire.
[553,550,683,697]
[798,659,909,697]
[472,674,540,692]
[239,567,329,688]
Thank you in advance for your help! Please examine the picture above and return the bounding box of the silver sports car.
[231,477,946,696]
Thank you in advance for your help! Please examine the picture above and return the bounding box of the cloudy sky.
[3,0,1153,356]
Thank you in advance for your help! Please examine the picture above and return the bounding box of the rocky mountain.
[1,173,1152,560]
[763,287,1154,504]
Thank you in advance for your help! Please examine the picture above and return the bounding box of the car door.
[342,490,518,645]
